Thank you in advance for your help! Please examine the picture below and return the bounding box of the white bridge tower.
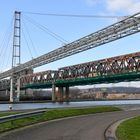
[10,11,21,102]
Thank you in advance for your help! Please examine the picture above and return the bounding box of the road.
[0,109,140,140]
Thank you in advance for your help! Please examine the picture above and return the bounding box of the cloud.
[106,0,140,14]
[85,0,140,15]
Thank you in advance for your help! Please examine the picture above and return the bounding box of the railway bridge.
[0,51,140,101]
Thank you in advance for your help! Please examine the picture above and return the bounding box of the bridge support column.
[52,84,56,102]
[16,78,20,102]
[58,87,64,102]
[10,78,14,102]
[5,89,8,96]
[65,86,70,102]
[10,77,20,102]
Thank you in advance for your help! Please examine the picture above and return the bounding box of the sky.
[0,0,140,87]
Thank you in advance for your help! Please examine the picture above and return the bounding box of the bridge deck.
[21,71,140,89]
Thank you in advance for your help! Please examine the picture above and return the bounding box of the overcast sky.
[0,0,140,87]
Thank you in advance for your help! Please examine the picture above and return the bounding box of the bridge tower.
[10,11,21,102]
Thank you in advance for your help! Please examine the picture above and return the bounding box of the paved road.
[0,109,140,140]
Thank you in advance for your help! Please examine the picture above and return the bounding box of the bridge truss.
[0,12,140,80]
[19,51,140,88]
[0,51,140,102]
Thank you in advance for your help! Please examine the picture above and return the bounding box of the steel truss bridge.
[0,51,140,101]
[0,11,140,102]
[19,51,140,88]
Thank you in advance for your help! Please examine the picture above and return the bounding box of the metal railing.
[0,110,46,123]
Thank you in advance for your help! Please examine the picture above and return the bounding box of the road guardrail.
[0,110,46,124]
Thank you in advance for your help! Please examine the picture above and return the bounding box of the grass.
[0,111,23,117]
[0,106,121,133]
[116,116,140,140]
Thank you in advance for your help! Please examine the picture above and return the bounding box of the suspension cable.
[4,39,13,70]
[0,16,14,71]
[1,31,13,70]
[23,11,128,19]
[22,27,34,59]
[0,16,14,58]
[22,19,38,57]
[23,15,68,44]
[0,30,13,70]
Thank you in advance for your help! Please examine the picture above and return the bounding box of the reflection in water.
[0,100,140,111]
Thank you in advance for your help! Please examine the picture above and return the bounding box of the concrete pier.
[52,84,56,101]
[65,86,69,101]
[58,87,64,101]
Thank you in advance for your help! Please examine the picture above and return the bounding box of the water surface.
[1,100,140,111]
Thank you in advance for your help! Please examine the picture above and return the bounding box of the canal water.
[0,100,140,111]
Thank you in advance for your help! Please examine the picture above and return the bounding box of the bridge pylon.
[10,11,21,102]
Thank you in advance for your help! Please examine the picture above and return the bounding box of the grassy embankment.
[116,116,140,140]
[0,106,121,133]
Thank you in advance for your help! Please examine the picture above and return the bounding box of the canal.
[0,100,140,111]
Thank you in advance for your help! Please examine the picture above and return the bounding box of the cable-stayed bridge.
[0,11,140,102]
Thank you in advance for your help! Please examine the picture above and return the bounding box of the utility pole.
[10,11,21,102]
